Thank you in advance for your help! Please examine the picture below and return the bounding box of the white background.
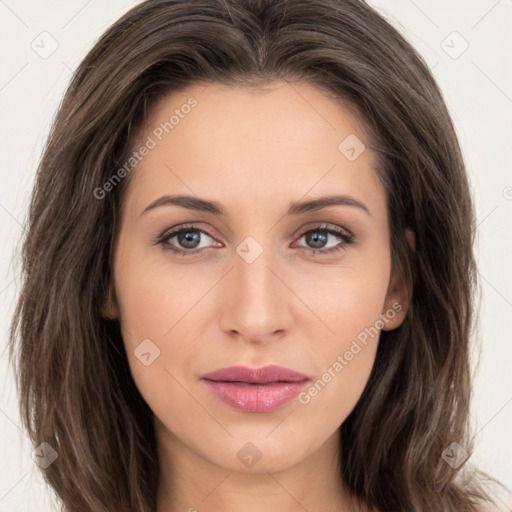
[0,1,511,510]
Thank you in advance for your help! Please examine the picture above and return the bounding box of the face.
[104,80,409,474]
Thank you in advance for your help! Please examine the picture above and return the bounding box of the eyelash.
[154,223,355,257]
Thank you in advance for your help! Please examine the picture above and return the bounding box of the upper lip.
[201,365,310,384]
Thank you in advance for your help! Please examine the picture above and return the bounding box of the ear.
[101,279,119,320]
[381,228,414,331]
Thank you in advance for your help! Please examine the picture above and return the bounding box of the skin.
[103,80,411,512]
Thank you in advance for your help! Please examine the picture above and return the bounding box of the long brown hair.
[8,0,506,510]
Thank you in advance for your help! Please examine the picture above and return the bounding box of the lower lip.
[202,379,309,413]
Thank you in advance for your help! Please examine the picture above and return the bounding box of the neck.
[155,419,365,512]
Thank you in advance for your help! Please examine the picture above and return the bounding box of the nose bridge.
[234,233,279,308]
[220,233,290,340]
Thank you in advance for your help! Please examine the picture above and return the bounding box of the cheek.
[296,251,390,351]
[114,254,195,344]
[113,256,207,409]
[298,301,382,428]
[295,261,389,420]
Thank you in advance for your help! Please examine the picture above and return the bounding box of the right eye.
[156,224,220,255]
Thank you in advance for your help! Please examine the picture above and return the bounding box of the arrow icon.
[440,31,469,59]
[236,236,263,263]
[441,441,467,468]
[237,441,263,467]
[32,442,58,468]
[134,339,161,365]
[338,134,365,161]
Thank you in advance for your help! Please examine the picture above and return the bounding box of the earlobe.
[382,231,413,331]
[382,270,408,331]
[381,296,408,331]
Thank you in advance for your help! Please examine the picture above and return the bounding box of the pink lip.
[201,365,310,413]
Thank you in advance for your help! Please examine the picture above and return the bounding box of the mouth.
[201,365,311,412]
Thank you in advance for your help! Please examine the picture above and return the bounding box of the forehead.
[122,80,385,220]
[146,80,372,151]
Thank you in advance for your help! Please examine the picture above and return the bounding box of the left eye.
[156,223,355,256]
[294,226,354,252]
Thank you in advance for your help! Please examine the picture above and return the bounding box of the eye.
[154,223,355,256]
[155,224,219,256]
[293,224,355,255]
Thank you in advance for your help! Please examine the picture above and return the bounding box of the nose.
[218,242,294,345]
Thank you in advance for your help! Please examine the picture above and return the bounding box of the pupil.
[180,230,200,248]
[308,231,327,249]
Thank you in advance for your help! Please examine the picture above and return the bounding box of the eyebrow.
[140,193,371,217]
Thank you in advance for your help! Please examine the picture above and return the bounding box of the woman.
[8,0,507,510]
